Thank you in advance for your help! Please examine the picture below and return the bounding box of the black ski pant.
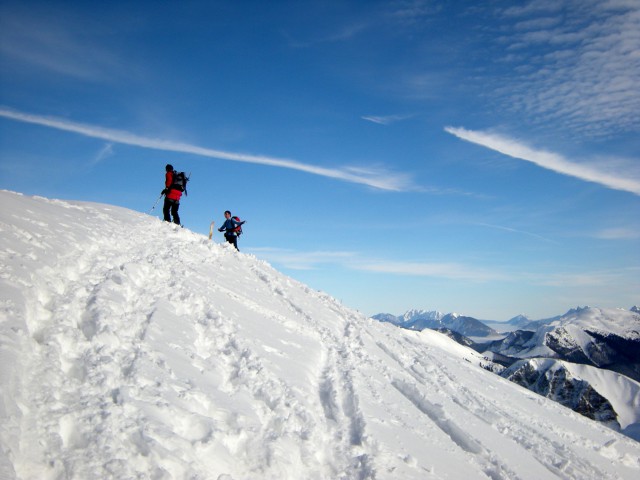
[224,233,239,250]
[163,198,180,225]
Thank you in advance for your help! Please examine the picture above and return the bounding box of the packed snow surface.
[1,190,639,479]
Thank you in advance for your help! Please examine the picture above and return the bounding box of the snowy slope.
[1,190,640,480]
[502,358,640,436]
[567,362,640,436]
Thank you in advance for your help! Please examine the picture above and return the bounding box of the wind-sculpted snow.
[1,190,640,479]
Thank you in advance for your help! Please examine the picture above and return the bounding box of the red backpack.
[232,216,242,235]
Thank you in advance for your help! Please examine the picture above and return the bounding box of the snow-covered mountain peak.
[401,308,443,322]
[553,306,640,339]
[1,190,639,479]
[566,306,592,315]
[508,314,531,324]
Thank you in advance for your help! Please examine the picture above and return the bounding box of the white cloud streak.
[474,222,558,244]
[445,126,640,196]
[247,247,356,270]
[251,245,640,291]
[361,114,415,125]
[0,108,413,191]
[250,246,508,282]
[352,260,509,282]
[593,227,640,240]
[90,143,114,166]
[532,267,640,288]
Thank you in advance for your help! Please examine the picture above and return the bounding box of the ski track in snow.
[1,190,639,480]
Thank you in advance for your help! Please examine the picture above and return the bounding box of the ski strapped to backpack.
[171,171,190,196]
[232,216,242,235]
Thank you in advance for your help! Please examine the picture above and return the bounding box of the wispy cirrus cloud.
[351,260,509,282]
[0,107,414,192]
[251,247,509,282]
[445,126,640,196]
[248,248,356,270]
[492,0,640,136]
[593,227,640,240]
[251,246,640,292]
[361,113,416,125]
[0,8,124,82]
[532,267,640,288]
[90,143,114,166]
[474,222,558,244]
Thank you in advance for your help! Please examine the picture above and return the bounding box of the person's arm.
[162,172,172,194]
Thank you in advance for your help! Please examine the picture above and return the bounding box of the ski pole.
[149,194,163,213]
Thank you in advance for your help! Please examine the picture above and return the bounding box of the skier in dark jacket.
[162,164,182,225]
[218,211,245,250]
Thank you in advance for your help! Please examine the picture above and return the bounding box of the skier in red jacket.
[162,164,182,225]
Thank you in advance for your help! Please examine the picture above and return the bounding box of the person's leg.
[162,198,172,222]
[225,234,238,249]
[171,202,180,225]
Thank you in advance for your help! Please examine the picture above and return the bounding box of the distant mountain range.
[373,306,640,441]
[480,306,640,382]
[372,309,498,337]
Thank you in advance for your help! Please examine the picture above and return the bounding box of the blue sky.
[1,0,639,320]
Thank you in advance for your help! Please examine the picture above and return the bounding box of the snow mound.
[1,190,639,479]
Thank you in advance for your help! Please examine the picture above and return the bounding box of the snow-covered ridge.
[1,190,639,479]
[550,306,640,339]
[485,306,640,376]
